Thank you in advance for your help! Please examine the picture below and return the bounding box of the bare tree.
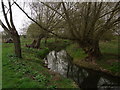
[42,2,120,61]
[0,0,22,58]
[26,2,63,48]
[14,1,120,61]
[14,1,76,40]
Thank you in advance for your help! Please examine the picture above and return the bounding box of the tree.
[15,1,120,61]
[27,22,45,48]
[0,0,22,58]
[101,30,114,41]
[43,2,120,61]
[26,1,63,48]
[1,31,11,42]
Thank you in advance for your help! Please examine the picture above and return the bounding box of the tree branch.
[1,0,11,29]
[9,1,16,31]
[6,1,16,15]
[41,2,66,20]
[14,1,78,41]
[0,19,11,35]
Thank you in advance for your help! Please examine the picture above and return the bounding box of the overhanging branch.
[0,19,12,35]
[14,1,78,41]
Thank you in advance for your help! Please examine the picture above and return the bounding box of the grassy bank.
[66,39,120,76]
[2,42,78,88]
[2,37,119,88]
[25,37,119,76]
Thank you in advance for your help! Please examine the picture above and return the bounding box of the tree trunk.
[44,37,47,46]
[13,35,22,58]
[82,41,102,62]
[1,1,22,58]
[34,39,41,49]
[31,40,37,48]
[34,37,42,49]
[26,40,37,48]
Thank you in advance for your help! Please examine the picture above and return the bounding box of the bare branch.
[1,1,11,29]
[9,1,16,31]
[6,2,15,15]
[14,1,77,41]
[0,19,11,35]
[41,2,66,20]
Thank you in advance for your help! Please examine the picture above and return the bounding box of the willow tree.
[27,22,45,48]
[0,0,22,58]
[42,2,120,61]
[14,1,120,61]
[26,1,63,48]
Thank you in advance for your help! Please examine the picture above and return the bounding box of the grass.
[28,37,120,76]
[2,41,78,88]
[65,39,120,76]
[66,43,87,60]
[100,40,118,56]
[97,40,120,75]
[2,36,119,88]
[22,37,120,76]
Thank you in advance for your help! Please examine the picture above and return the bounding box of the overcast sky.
[0,0,119,35]
[0,0,32,34]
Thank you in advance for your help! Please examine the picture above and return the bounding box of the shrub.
[109,62,120,73]
[36,48,49,59]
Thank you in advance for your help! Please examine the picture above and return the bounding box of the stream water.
[44,50,120,90]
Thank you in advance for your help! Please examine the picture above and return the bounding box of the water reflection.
[44,50,120,90]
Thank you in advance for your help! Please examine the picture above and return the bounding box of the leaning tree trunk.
[30,39,37,48]
[31,40,36,45]
[12,34,22,58]
[44,37,48,46]
[34,36,43,49]
[26,40,37,48]
[34,38,41,49]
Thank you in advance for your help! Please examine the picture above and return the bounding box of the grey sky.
[0,0,31,34]
[0,0,119,34]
